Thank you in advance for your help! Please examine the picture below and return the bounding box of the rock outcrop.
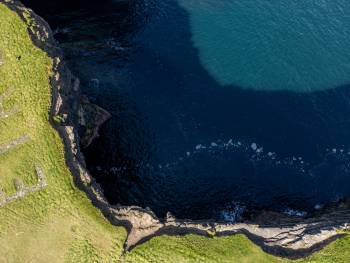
[78,95,111,148]
[3,0,349,259]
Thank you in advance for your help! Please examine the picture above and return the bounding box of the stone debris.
[0,164,48,208]
[0,87,21,119]
[0,106,20,119]
[0,135,30,155]
[35,165,48,187]
[13,178,24,191]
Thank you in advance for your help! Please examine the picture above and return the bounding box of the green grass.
[0,4,126,262]
[123,234,350,263]
[296,235,350,263]
[0,3,349,262]
[124,234,282,263]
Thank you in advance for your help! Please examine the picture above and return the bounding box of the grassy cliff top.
[0,3,126,262]
[0,2,349,262]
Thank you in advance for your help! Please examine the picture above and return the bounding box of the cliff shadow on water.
[23,0,350,221]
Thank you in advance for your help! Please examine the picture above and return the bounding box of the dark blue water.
[24,0,350,220]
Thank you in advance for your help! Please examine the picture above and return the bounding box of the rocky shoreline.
[3,0,350,259]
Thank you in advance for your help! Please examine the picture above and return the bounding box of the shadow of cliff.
[77,0,350,219]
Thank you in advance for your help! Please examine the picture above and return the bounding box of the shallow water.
[24,0,350,220]
[180,0,350,91]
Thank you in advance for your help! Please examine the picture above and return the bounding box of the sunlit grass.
[0,4,125,262]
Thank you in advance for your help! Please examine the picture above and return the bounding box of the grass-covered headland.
[0,1,350,262]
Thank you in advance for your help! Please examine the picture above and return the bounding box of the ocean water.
[179,0,350,92]
[24,0,350,220]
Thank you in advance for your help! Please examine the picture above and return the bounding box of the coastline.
[3,0,350,259]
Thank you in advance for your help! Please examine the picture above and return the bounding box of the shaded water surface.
[24,0,350,220]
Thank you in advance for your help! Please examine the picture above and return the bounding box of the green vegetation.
[124,234,281,263]
[0,3,349,262]
[123,234,350,263]
[52,114,64,124]
[297,235,350,263]
[0,4,126,262]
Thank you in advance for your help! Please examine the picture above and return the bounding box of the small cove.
[23,0,350,220]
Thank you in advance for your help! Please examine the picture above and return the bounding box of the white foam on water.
[219,202,245,223]
[283,208,307,217]
[98,137,325,175]
[95,137,350,216]
[226,139,234,146]
[314,204,324,210]
[211,142,218,147]
[99,138,350,177]
[195,144,206,150]
[251,143,257,151]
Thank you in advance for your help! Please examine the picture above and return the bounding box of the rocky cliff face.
[3,0,350,259]
[78,95,111,148]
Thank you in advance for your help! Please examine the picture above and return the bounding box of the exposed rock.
[53,93,63,115]
[78,95,111,148]
[13,178,24,191]
[0,135,31,154]
[0,164,47,208]
[166,212,176,222]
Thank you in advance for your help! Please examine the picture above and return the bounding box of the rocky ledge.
[78,95,111,148]
[3,0,350,259]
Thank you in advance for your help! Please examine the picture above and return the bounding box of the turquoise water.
[180,0,350,91]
